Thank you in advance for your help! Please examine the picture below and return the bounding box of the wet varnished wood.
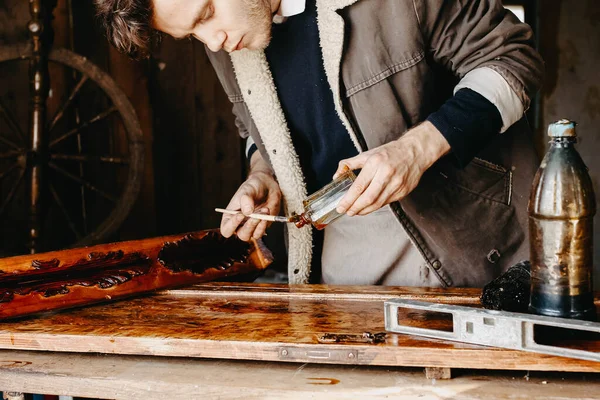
[0,283,598,372]
[0,233,272,319]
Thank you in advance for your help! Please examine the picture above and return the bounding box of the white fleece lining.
[230,49,313,284]
[229,0,361,284]
[454,67,524,133]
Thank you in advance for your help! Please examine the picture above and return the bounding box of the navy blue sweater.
[264,0,358,193]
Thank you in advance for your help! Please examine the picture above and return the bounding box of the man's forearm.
[402,121,451,171]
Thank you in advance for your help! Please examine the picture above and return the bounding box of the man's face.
[152,0,274,52]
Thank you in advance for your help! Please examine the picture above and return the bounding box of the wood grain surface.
[0,231,272,319]
[0,283,598,373]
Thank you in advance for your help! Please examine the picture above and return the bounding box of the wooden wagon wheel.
[0,43,144,254]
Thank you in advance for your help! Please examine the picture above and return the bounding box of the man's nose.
[203,30,227,52]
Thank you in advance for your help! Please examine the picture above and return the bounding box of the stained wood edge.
[250,238,274,269]
[159,283,600,306]
[0,333,598,373]
[0,232,273,320]
[158,283,484,303]
[157,288,483,304]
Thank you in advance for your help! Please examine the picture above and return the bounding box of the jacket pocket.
[438,158,513,206]
[344,51,425,97]
[404,164,524,286]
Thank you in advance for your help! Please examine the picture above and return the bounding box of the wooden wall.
[69,0,157,241]
[0,0,245,255]
[537,0,600,286]
[148,36,244,235]
[68,0,245,238]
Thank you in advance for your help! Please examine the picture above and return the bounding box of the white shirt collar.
[278,0,306,17]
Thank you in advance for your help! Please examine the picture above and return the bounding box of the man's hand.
[334,121,450,216]
[220,152,281,241]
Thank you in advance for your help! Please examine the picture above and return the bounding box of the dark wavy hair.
[94,0,159,59]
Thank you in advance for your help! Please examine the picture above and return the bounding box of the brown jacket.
[207,0,544,285]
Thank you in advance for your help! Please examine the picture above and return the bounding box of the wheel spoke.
[48,161,117,202]
[49,106,117,148]
[0,167,25,218]
[0,130,22,151]
[50,153,129,165]
[48,181,83,240]
[0,161,19,180]
[47,75,89,134]
[0,149,22,159]
[76,126,89,235]
[0,97,26,144]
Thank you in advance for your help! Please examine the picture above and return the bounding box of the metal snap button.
[487,249,501,264]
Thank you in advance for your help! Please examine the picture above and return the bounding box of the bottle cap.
[548,119,577,137]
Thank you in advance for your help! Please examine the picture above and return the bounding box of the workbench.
[1,350,600,399]
[0,283,599,399]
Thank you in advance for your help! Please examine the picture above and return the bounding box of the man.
[95,0,544,286]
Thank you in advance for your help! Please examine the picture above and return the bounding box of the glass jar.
[291,169,357,230]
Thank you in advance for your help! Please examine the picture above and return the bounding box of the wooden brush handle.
[214,208,288,222]
[0,230,273,320]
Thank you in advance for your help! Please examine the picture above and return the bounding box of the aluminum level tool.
[384,299,600,362]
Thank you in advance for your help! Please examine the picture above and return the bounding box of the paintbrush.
[215,208,290,223]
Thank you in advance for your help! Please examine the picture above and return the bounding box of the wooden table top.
[0,283,598,373]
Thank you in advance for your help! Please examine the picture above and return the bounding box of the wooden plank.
[425,367,452,380]
[0,350,599,399]
[160,282,484,303]
[0,283,598,373]
[0,233,272,319]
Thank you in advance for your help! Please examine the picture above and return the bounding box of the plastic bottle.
[528,120,596,320]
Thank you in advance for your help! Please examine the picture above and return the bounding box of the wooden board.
[1,350,600,400]
[0,283,598,373]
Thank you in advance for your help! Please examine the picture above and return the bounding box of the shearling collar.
[319,0,361,11]
[229,0,363,284]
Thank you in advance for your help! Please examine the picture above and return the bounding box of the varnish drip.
[0,251,151,303]
[158,231,253,274]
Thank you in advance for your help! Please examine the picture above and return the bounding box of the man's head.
[95,0,277,58]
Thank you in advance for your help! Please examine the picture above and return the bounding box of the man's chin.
[253,33,272,50]
[240,36,271,52]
